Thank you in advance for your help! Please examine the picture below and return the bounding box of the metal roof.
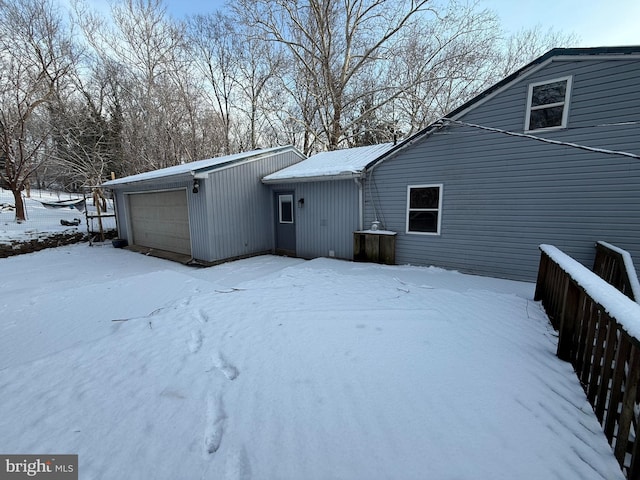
[103,145,302,187]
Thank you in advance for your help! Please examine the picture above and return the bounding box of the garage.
[104,146,305,263]
[128,190,191,255]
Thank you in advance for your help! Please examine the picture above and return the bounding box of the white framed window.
[278,194,294,224]
[406,184,442,235]
[524,76,572,132]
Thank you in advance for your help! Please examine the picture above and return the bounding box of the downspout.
[354,176,364,231]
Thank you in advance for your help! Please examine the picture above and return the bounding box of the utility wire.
[441,118,640,160]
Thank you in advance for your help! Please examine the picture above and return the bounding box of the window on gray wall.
[406,184,442,235]
[525,76,572,132]
[279,194,294,223]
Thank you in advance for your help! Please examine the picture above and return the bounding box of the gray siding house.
[263,143,394,260]
[103,146,304,264]
[364,46,640,281]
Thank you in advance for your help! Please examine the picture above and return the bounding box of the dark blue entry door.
[275,192,296,255]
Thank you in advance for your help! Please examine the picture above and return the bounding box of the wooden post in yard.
[92,187,105,242]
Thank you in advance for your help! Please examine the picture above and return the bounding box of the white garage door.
[128,190,191,255]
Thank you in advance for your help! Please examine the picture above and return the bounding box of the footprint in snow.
[204,395,226,455]
[224,446,252,480]
[188,330,203,353]
[211,353,239,381]
[197,308,209,323]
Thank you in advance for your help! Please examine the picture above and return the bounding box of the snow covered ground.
[0,245,624,479]
[0,188,115,245]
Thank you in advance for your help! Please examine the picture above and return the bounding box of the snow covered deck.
[0,247,624,479]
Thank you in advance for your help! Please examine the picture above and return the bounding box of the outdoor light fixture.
[192,179,200,194]
[298,198,305,207]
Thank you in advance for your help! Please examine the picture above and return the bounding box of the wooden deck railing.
[535,244,640,479]
[593,241,640,301]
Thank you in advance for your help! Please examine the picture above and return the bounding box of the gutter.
[262,171,362,184]
[354,177,364,230]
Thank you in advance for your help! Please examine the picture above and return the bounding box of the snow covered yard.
[0,188,115,250]
[0,246,624,480]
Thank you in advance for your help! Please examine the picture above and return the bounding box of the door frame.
[274,190,296,256]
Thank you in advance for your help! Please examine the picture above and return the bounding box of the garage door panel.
[128,190,191,255]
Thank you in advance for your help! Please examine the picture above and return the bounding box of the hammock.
[37,198,86,212]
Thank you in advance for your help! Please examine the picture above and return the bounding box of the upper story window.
[525,76,572,132]
[406,184,442,235]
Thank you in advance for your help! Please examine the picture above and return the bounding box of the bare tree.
[236,0,431,151]
[47,65,124,190]
[233,23,288,150]
[0,0,74,221]
[390,2,578,135]
[74,0,205,175]
[391,1,502,135]
[496,25,579,78]
[188,12,238,155]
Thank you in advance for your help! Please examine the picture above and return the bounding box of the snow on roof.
[103,146,298,187]
[262,143,394,183]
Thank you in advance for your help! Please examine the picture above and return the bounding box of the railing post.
[536,243,640,478]
[557,280,580,362]
[614,345,640,466]
[534,250,549,302]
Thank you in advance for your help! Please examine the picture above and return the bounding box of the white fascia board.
[262,172,363,184]
[106,172,193,188]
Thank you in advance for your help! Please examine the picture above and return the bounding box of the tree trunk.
[11,187,26,222]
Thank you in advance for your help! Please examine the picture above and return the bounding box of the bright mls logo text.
[0,455,77,479]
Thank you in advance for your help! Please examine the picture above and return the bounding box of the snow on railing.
[538,244,640,340]
[594,241,640,302]
[534,244,640,478]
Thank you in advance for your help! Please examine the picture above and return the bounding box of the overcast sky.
[78,0,640,48]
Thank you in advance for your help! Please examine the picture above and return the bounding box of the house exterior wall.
[109,148,303,263]
[204,149,303,262]
[268,179,360,260]
[366,57,640,281]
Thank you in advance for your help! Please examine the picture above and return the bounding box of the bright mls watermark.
[0,455,77,480]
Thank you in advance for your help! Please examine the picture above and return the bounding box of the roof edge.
[103,145,303,187]
[263,172,362,184]
[367,45,640,171]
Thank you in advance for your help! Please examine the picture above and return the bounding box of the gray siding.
[109,149,303,262]
[204,150,303,262]
[366,57,640,281]
[269,180,360,260]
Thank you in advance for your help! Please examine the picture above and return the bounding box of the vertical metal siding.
[366,58,640,281]
[205,150,303,261]
[269,180,360,260]
[108,150,302,263]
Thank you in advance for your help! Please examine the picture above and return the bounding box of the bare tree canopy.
[0,0,75,220]
[0,0,578,211]
[234,0,434,151]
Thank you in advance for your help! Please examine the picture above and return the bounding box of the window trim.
[406,184,443,236]
[524,75,573,132]
[278,194,294,224]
